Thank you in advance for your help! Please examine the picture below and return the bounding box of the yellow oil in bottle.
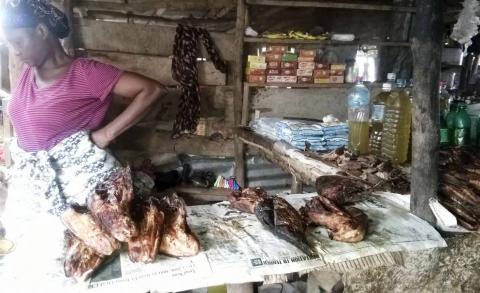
[381,89,412,165]
[348,121,370,155]
[369,84,391,155]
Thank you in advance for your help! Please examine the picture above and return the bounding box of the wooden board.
[174,186,230,205]
[84,50,227,86]
[73,19,235,60]
[112,127,235,157]
[236,128,342,185]
[75,0,237,11]
[246,0,416,12]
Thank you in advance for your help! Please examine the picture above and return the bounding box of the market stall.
[1,0,479,292]
[0,179,445,292]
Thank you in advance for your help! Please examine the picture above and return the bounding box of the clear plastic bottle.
[439,81,450,119]
[439,82,451,147]
[381,85,412,165]
[348,81,371,155]
[369,75,395,156]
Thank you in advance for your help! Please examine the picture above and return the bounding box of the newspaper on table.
[84,193,446,293]
[0,184,446,293]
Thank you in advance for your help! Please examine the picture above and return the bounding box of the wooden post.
[61,0,75,57]
[241,83,250,126]
[411,0,443,223]
[0,46,10,91]
[227,283,254,293]
[234,0,246,187]
[291,175,303,194]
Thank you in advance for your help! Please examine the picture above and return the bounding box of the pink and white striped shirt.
[8,58,123,152]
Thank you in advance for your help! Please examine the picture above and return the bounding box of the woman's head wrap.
[1,0,70,39]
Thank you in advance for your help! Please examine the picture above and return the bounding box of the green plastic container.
[453,103,471,146]
[440,114,450,147]
[476,115,480,146]
[446,103,458,145]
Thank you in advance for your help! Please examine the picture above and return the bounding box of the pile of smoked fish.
[319,147,410,195]
[62,167,200,281]
[439,148,480,231]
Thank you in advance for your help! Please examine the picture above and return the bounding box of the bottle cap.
[387,73,396,81]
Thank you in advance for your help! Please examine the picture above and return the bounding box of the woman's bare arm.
[91,72,167,148]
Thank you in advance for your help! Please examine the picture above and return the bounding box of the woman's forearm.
[101,84,166,141]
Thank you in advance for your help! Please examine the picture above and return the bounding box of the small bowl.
[0,239,14,255]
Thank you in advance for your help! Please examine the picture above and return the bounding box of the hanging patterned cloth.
[171,24,227,137]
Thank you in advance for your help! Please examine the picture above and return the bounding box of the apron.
[9,130,121,215]
[0,130,121,292]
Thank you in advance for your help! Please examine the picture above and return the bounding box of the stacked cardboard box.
[313,63,346,84]
[267,46,298,84]
[313,63,330,84]
[330,64,346,83]
[246,55,267,83]
[296,49,315,83]
[246,48,346,85]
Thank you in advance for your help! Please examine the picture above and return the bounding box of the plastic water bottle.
[348,81,371,155]
[381,84,412,165]
[369,83,390,155]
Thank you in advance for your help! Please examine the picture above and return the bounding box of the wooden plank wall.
[71,5,236,156]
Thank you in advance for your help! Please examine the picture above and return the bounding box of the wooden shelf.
[245,82,383,88]
[244,37,411,47]
[246,0,416,12]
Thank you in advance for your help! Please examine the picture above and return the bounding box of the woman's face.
[3,26,49,66]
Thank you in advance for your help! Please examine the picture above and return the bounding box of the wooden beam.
[0,46,9,91]
[79,11,235,32]
[241,82,250,126]
[73,18,235,60]
[411,0,443,223]
[246,0,416,12]
[82,50,227,86]
[175,186,230,205]
[75,0,236,11]
[61,0,75,57]
[244,37,411,47]
[227,283,254,293]
[234,0,246,187]
[291,175,303,194]
[8,49,23,88]
[237,128,342,185]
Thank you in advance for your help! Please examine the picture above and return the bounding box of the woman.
[0,1,165,290]
[2,0,165,213]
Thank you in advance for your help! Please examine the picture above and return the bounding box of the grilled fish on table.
[301,196,368,243]
[315,175,371,205]
[61,206,120,256]
[88,167,138,242]
[64,231,105,281]
[156,191,201,257]
[128,197,165,263]
[229,187,314,255]
[255,196,314,255]
[228,187,268,213]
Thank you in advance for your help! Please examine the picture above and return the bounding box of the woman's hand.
[90,129,112,149]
